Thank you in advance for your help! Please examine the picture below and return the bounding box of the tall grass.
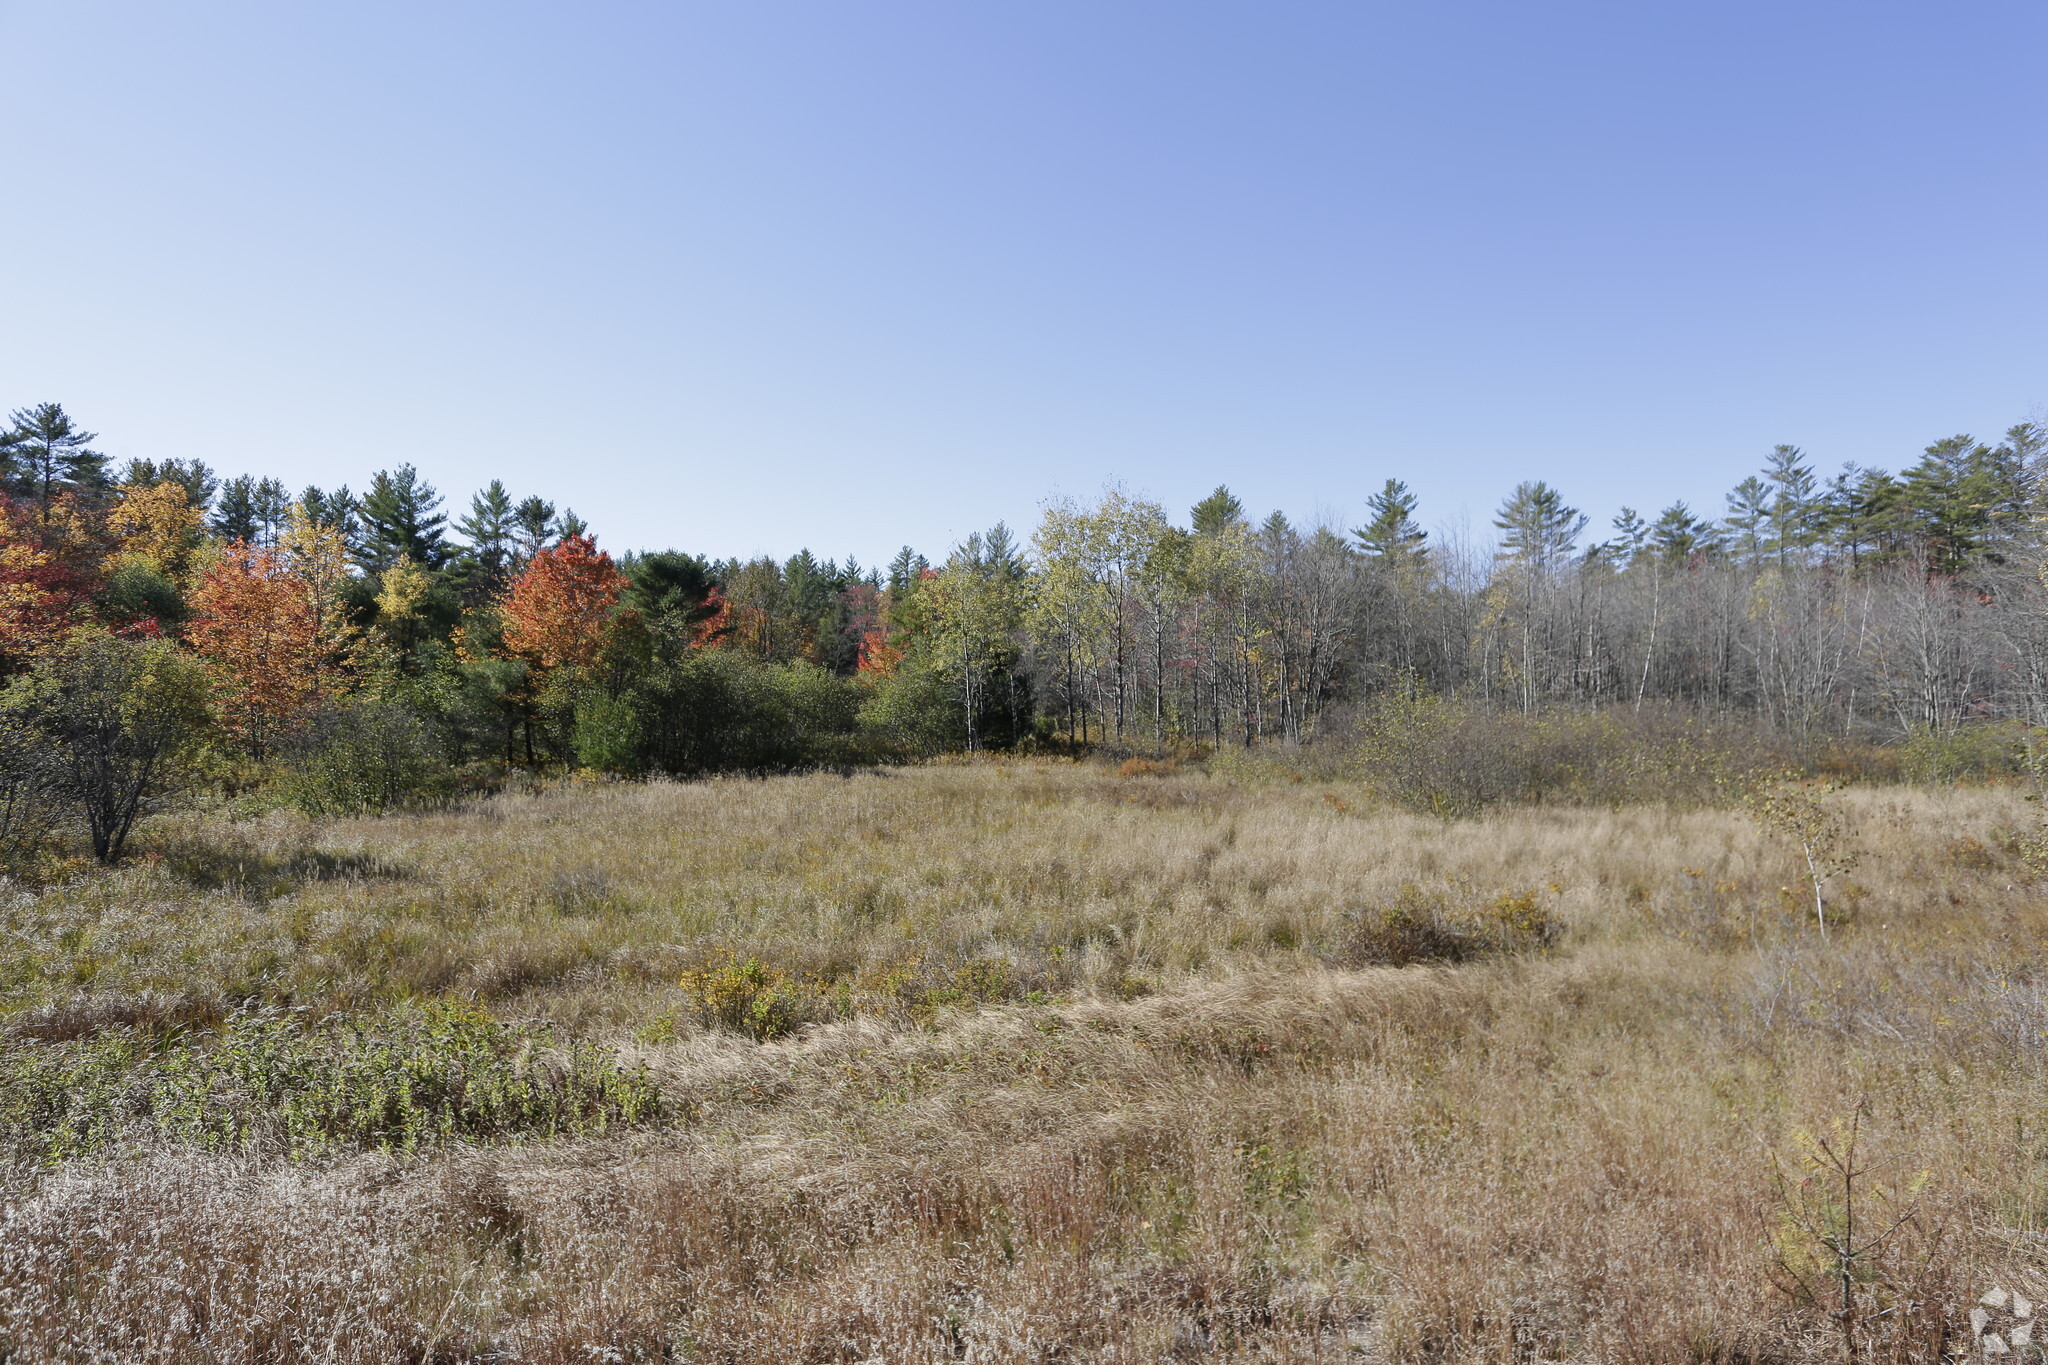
[0,760,2042,1359]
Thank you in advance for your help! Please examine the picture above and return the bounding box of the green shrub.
[0,999,661,1162]
[0,717,66,873]
[605,651,865,776]
[674,953,818,1041]
[857,656,963,757]
[280,697,450,816]
[1899,721,2035,784]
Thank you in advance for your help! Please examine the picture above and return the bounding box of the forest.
[4,398,2046,862]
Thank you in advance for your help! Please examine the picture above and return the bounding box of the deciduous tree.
[499,533,628,677]
[187,542,331,757]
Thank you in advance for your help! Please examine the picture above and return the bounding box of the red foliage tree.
[0,495,92,670]
[688,586,733,650]
[499,534,629,677]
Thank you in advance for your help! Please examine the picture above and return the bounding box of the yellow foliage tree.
[107,482,206,582]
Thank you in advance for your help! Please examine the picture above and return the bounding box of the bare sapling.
[1765,1100,1936,1365]
[1748,774,1859,940]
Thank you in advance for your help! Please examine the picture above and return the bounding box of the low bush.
[1344,696,1807,815]
[1328,882,1557,966]
[279,697,451,816]
[598,652,866,775]
[0,718,65,874]
[0,998,661,1161]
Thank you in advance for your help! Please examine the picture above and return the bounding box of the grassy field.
[1,759,2044,1361]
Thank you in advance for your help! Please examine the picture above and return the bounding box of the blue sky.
[2,1,2043,568]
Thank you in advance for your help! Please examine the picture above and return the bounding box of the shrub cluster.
[0,999,661,1161]
[1328,882,1558,967]
[1344,696,1844,815]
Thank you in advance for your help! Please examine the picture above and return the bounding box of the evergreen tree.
[1650,502,1710,565]
[1848,468,1910,560]
[0,424,20,491]
[252,477,290,545]
[1724,475,1770,566]
[120,458,218,510]
[1493,481,1586,571]
[1191,485,1246,536]
[358,464,450,571]
[1762,445,1819,568]
[6,403,108,505]
[623,549,717,658]
[1353,478,1427,562]
[1604,507,1649,566]
[299,485,363,561]
[886,546,929,595]
[2004,421,2048,514]
[1901,436,2000,569]
[1815,463,1863,563]
[513,496,558,565]
[455,480,516,596]
[212,475,262,543]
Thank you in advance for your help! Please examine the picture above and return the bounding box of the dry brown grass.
[2,760,2045,1360]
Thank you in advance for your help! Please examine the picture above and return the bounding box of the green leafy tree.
[6,634,210,862]
[925,526,1031,751]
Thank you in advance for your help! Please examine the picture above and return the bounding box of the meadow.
[1,757,2043,1362]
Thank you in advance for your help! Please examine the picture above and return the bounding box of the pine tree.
[212,475,262,543]
[1493,482,1586,571]
[1605,507,1649,566]
[120,458,218,510]
[6,403,108,508]
[623,550,717,658]
[358,465,450,571]
[1651,502,1715,565]
[1762,445,1819,568]
[513,496,558,566]
[252,478,290,546]
[887,546,929,595]
[1353,479,1427,563]
[455,480,517,598]
[1724,476,1771,567]
[1191,486,1245,536]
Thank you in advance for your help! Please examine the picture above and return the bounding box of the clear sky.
[3,1,2043,569]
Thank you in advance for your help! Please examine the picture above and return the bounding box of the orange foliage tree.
[186,542,331,758]
[498,534,628,679]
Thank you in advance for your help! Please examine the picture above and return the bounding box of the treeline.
[3,398,2046,855]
